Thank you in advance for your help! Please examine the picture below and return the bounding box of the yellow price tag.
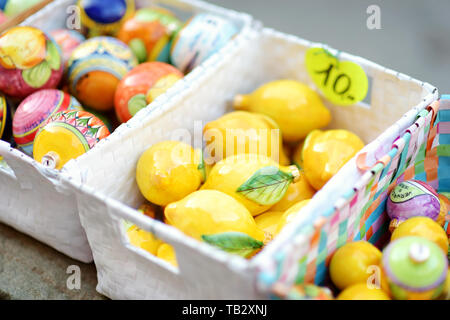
[305,47,369,106]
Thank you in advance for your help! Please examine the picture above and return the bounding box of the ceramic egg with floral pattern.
[114,61,183,123]
[50,29,85,66]
[33,110,110,170]
[170,13,238,73]
[117,7,182,64]
[13,89,83,156]
[0,26,63,99]
[1,0,41,17]
[0,94,12,142]
[78,0,134,36]
[0,11,7,25]
[66,36,138,111]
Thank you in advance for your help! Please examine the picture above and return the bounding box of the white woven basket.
[61,28,437,299]
[0,0,254,263]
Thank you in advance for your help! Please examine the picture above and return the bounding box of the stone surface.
[0,223,105,300]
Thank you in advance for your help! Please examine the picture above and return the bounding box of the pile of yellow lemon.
[126,79,365,268]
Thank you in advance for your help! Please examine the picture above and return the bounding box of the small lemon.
[203,111,288,165]
[136,141,204,206]
[270,172,315,212]
[329,241,382,290]
[337,283,390,300]
[275,199,311,235]
[201,153,299,216]
[157,243,178,267]
[254,211,285,239]
[233,80,331,142]
[303,129,364,190]
[126,225,162,255]
[164,190,265,242]
[391,217,448,254]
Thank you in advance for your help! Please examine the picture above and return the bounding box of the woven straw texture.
[0,0,254,263]
[62,28,437,299]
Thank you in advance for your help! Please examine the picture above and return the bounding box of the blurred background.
[207,0,450,93]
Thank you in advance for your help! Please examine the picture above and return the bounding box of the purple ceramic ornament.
[387,180,441,231]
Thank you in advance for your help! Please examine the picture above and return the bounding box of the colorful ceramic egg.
[33,110,110,170]
[12,89,83,156]
[0,94,12,142]
[83,107,114,132]
[381,236,448,300]
[50,29,85,66]
[78,0,134,36]
[117,7,182,64]
[0,26,63,99]
[66,36,138,111]
[114,62,182,123]
[170,13,238,73]
[272,283,334,300]
[1,0,41,17]
[0,11,7,24]
[387,180,441,232]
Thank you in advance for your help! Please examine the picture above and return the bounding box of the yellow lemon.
[254,211,285,239]
[391,217,448,254]
[337,283,391,300]
[136,141,204,206]
[157,243,178,267]
[270,172,315,212]
[201,153,299,216]
[126,225,162,255]
[275,199,311,235]
[164,190,265,242]
[233,80,331,142]
[203,111,288,165]
[329,241,382,290]
[292,140,304,170]
[303,129,364,190]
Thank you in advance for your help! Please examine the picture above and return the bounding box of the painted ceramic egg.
[272,283,334,300]
[0,26,63,99]
[78,0,134,36]
[33,110,110,170]
[0,11,7,24]
[117,7,182,64]
[170,13,238,73]
[66,36,138,111]
[114,61,182,123]
[50,29,85,66]
[0,94,12,142]
[387,180,441,232]
[381,236,447,300]
[83,107,114,133]
[1,0,41,17]
[13,89,83,156]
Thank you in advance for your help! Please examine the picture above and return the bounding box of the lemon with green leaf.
[164,190,266,258]
[201,154,300,216]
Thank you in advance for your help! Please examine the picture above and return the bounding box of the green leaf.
[22,61,52,88]
[236,166,294,205]
[201,232,263,258]
[45,40,61,71]
[127,94,147,116]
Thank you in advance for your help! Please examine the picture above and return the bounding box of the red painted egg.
[114,61,182,123]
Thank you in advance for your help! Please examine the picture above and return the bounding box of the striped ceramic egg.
[0,26,63,98]
[170,13,238,73]
[0,94,12,142]
[78,0,134,36]
[114,62,183,123]
[66,36,138,111]
[13,89,83,156]
[117,7,182,64]
[33,110,110,170]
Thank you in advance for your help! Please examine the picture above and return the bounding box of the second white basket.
[61,28,437,298]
